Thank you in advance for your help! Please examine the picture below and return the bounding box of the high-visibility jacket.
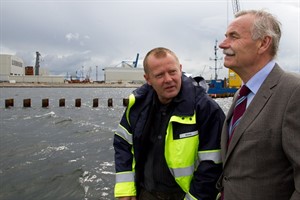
[114,75,225,199]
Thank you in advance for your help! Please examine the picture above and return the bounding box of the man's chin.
[223,63,234,69]
[164,91,178,99]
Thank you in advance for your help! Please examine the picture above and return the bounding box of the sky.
[1,0,299,81]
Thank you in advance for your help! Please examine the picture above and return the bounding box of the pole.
[96,66,98,81]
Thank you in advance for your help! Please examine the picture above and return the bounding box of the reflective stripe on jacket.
[165,113,221,195]
[114,93,136,197]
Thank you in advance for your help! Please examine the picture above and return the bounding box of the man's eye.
[170,70,177,75]
[155,74,163,78]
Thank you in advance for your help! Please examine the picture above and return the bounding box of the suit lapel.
[223,65,283,166]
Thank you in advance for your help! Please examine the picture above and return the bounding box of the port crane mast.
[121,53,139,68]
[209,40,222,80]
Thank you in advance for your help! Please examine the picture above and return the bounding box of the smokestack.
[35,51,41,75]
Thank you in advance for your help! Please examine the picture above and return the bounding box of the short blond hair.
[143,47,180,74]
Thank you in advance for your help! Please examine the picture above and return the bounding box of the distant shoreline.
[0,82,143,88]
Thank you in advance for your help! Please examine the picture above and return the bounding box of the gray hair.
[236,10,282,58]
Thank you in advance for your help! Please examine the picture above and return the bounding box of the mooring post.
[123,98,129,107]
[93,98,99,107]
[108,98,113,107]
[59,98,65,107]
[23,99,31,108]
[75,98,81,107]
[42,99,49,108]
[5,99,14,108]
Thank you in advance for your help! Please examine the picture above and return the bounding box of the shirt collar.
[245,60,276,95]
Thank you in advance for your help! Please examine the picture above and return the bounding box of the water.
[0,87,232,200]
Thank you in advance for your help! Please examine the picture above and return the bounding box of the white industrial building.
[0,54,64,83]
[0,54,24,82]
[103,63,146,84]
[102,53,146,84]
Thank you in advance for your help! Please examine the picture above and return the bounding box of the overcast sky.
[1,0,299,81]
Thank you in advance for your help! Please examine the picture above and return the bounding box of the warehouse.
[103,54,145,84]
[103,66,145,84]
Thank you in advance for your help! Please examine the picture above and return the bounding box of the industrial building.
[103,53,146,84]
[0,53,64,83]
[1,52,146,84]
[0,54,24,82]
[103,66,145,84]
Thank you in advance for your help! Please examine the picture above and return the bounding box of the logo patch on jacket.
[179,131,198,139]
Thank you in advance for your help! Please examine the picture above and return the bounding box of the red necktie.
[228,85,250,144]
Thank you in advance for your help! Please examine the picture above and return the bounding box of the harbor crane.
[121,53,139,68]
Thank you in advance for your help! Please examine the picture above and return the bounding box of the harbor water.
[0,87,232,200]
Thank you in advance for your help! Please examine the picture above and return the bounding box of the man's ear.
[144,74,151,85]
[257,36,272,54]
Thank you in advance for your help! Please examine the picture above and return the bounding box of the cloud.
[1,0,299,80]
[65,33,80,41]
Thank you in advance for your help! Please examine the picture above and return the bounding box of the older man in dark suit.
[217,10,300,200]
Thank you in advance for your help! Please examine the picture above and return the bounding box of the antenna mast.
[96,66,98,81]
[209,40,222,80]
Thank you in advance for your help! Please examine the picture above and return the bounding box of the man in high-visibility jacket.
[114,47,225,200]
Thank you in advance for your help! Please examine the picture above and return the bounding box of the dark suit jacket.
[219,64,300,200]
